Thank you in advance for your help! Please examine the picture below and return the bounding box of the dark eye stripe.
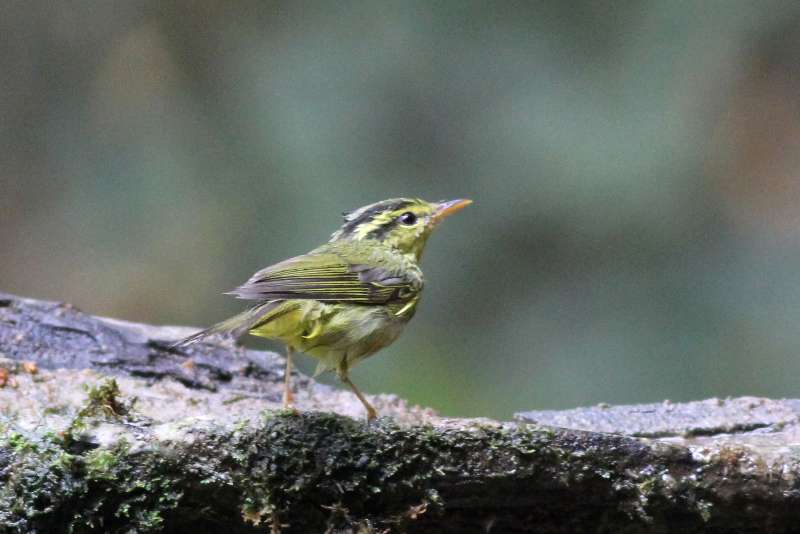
[339,199,414,236]
[365,219,399,240]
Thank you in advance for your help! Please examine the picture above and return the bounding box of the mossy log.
[2,293,800,533]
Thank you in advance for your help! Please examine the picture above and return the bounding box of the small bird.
[175,197,471,420]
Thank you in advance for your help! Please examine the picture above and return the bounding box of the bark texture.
[1,293,800,533]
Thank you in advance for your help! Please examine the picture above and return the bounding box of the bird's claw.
[365,407,378,423]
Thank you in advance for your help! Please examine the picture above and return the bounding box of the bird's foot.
[365,406,378,423]
[282,390,299,415]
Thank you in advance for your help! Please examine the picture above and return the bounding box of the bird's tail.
[172,302,278,348]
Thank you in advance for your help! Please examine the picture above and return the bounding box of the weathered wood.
[1,293,800,533]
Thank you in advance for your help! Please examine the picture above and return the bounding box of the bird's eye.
[398,212,417,226]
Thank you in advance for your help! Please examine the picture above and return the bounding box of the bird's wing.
[228,252,420,304]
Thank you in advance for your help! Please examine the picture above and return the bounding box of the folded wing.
[228,252,420,305]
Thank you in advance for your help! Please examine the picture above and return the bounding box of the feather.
[171,301,280,347]
[227,248,422,305]
[331,198,415,240]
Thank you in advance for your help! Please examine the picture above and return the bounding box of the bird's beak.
[431,199,472,224]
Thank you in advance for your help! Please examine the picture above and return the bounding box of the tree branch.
[1,293,799,532]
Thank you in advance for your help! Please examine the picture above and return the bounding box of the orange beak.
[431,198,472,224]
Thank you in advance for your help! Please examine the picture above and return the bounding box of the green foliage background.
[4,1,800,418]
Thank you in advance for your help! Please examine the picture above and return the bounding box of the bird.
[174,197,472,420]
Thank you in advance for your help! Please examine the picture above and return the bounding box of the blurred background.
[4,1,800,419]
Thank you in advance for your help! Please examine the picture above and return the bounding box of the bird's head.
[330,197,472,260]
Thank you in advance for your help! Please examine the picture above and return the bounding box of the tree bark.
[1,292,799,533]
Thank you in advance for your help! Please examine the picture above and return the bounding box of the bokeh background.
[4,1,800,419]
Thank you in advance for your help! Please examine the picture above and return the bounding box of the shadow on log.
[2,293,800,533]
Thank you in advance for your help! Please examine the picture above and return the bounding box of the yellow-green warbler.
[176,198,471,420]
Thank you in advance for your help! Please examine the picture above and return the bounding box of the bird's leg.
[283,345,295,409]
[340,373,378,421]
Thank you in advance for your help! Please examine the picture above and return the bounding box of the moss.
[0,428,81,530]
[63,378,137,447]
[80,378,131,419]
[84,443,127,481]
[0,378,181,533]
[6,432,37,453]
[220,413,560,532]
[0,402,782,532]
[0,429,182,533]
